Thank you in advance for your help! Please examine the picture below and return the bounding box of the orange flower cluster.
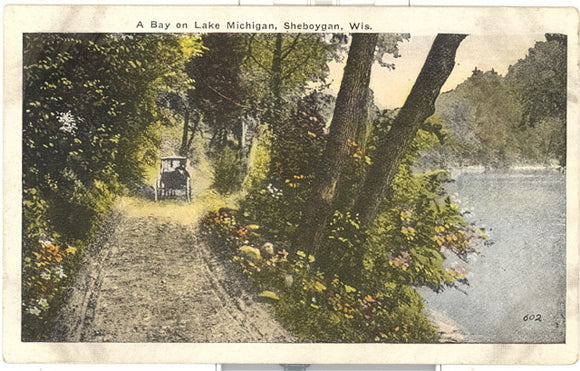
[32,241,68,266]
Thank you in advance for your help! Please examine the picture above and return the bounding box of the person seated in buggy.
[155,156,192,201]
[173,163,190,183]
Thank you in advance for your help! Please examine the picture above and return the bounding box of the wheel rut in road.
[52,199,295,343]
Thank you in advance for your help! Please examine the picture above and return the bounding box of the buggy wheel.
[154,178,158,201]
[186,178,191,202]
[155,177,162,201]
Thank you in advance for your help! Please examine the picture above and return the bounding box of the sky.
[327,33,546,109]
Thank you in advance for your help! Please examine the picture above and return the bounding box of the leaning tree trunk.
[296,33,379,257]
[354,34,467,226]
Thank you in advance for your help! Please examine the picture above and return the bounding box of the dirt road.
[51,198,295,342]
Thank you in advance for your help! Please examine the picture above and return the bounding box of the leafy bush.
[362,165,484,294]
[239,182,307,243]
[201,206,440,342]
[269,92,328,184]
[22,236,79,340]
[319,211,366,285]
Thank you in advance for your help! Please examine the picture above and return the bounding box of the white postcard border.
[3,5,578,365]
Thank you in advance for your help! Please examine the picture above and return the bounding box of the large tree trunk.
[296,33,379,256]
[354,34,467,225]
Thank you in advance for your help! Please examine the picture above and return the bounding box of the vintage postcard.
[3,5,578,365]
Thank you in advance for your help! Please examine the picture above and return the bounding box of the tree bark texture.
[354,34,467,225]
[179,108,190,156]
[271,33,283,104]
[296,33,379,256]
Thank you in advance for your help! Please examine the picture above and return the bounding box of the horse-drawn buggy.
[154,156,191,201]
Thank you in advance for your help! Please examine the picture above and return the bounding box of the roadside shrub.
[272,268,436,342]
[22,173,117,341]
[239,182,307,243]
[319,211,366,285]
[201,205,440,343]
[22,235,80,341]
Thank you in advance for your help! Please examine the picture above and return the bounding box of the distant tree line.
[418,34,566,169]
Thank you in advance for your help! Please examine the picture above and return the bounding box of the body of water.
[419,168,566,343]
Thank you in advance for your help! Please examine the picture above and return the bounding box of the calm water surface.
[419,168,566,343]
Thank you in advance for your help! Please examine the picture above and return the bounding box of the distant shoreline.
[412,163,565,177]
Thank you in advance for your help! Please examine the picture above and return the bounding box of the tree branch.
[282,53,312,81]
[247,34,272,75]
[202,81,250,109]
[280,34,302,60]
